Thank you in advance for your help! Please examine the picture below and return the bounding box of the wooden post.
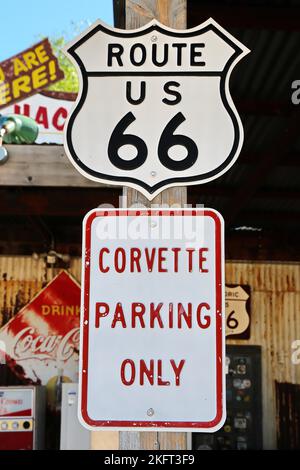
[120,0,188,451]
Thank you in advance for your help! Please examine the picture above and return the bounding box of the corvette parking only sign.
[64,19,249,199]
[79,209,225,431]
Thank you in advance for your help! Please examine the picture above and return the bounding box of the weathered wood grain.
[120,0,188,451]
[0,145,111,188]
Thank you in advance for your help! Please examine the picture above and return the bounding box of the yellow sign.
[0,39,64,109]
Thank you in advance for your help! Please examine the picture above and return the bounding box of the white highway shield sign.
[79,209,225,431]
[64,19,249,199]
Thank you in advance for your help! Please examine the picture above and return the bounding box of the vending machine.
[60,383,90,450]
[0,386,46,450]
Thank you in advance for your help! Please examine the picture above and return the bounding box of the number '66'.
[108,112,198,171]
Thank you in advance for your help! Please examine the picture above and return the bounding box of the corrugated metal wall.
[0,256,299,449]
[0,257,81,327]
[226,261,300,449]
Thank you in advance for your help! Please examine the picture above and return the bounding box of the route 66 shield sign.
[64,19,249,199]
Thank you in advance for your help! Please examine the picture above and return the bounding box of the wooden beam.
[187,1,300,31]
[0,145,113,188]
[113,0,126,28]
[121,0,188,452]
[2,144,298,192]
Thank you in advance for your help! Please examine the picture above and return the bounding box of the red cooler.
[0,386,45,450]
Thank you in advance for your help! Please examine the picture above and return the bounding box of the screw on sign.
[79,209,225,432]
[64,19,250,199]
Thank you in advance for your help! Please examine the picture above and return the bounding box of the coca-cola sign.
[13,327,80,362]
[0,271,80,386]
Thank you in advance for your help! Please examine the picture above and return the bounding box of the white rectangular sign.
[79,209,225,432]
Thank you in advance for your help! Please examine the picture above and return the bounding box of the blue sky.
[0,0,114,61]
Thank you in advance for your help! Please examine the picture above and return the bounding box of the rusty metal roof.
[186,0,300,241]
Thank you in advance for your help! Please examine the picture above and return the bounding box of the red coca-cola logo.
[13,326,80,362]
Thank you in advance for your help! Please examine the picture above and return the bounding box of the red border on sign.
[80,209,224,429]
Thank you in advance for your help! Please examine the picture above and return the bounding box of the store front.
[1,0,300,452]
[1,258,299,449]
